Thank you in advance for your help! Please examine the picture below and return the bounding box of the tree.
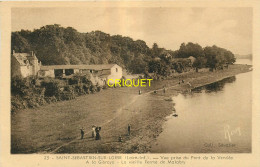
[193,56,207,69]
[176,42,204,58]
[151,43,160,58]
[129,54,147,74]
[11,32,31,52]
[203,45,235,69]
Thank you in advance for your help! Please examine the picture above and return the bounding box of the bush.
[11,95,26,112]
[64,85,74,92]
[83,84,90,94]
[41,79,66,97]
[27,98,40,108]
[97,86,102,92]
[75,85,85,95]
[81,75,92,85]
[11,74,105,112]
[102,84,109,89]
[68,76,80,85]
[11,76,31,95]
[11,77,48,111]
[59,91,76,100]
[90,85,97,93]
[45,96,57,103]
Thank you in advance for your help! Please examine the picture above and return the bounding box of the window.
[116,68,118,72]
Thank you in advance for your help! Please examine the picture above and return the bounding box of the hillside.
[11,24,236,75]
[12,24,165,74]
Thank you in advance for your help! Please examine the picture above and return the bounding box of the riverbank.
[11,64,252,153]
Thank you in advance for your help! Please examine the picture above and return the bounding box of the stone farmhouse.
[11,51,41,78]
[11,51,123,82]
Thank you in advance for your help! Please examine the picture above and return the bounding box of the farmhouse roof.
[40,64,119,71]
[12,52,38,66]
[12,53,31,66]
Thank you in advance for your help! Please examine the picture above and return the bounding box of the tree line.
[12,24,236,76]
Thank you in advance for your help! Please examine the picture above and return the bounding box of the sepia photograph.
[1,1,260,166]
[9,6,254,155]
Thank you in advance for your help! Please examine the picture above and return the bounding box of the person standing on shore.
[80,127,85,140]
[118,135,123,142]
[92,125,96,138]
[128,124,131,136]
[163,86,166,93]
[95,127,101,140]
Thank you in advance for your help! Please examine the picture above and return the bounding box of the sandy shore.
[11,64,252,153]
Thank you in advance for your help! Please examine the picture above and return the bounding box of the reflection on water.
[193,76,236,93]
[151,72,252,153]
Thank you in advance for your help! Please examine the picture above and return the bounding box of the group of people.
[80,124,131,142]
[80,125,102,140]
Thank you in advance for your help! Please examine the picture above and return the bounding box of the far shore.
[11,64,252,153]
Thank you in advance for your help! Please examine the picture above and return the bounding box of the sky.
[12,7,252,55]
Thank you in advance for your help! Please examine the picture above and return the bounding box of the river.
[151,59,252,153]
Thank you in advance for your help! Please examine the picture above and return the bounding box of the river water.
[151,59,252,153]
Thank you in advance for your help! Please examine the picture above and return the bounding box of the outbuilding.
[39,64,122,82]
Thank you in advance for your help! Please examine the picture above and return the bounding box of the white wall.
[20,66,33,78]
[38,70,55,78]
[107,65,123,84]
[18,61,41,78]
[74,69,80,73]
